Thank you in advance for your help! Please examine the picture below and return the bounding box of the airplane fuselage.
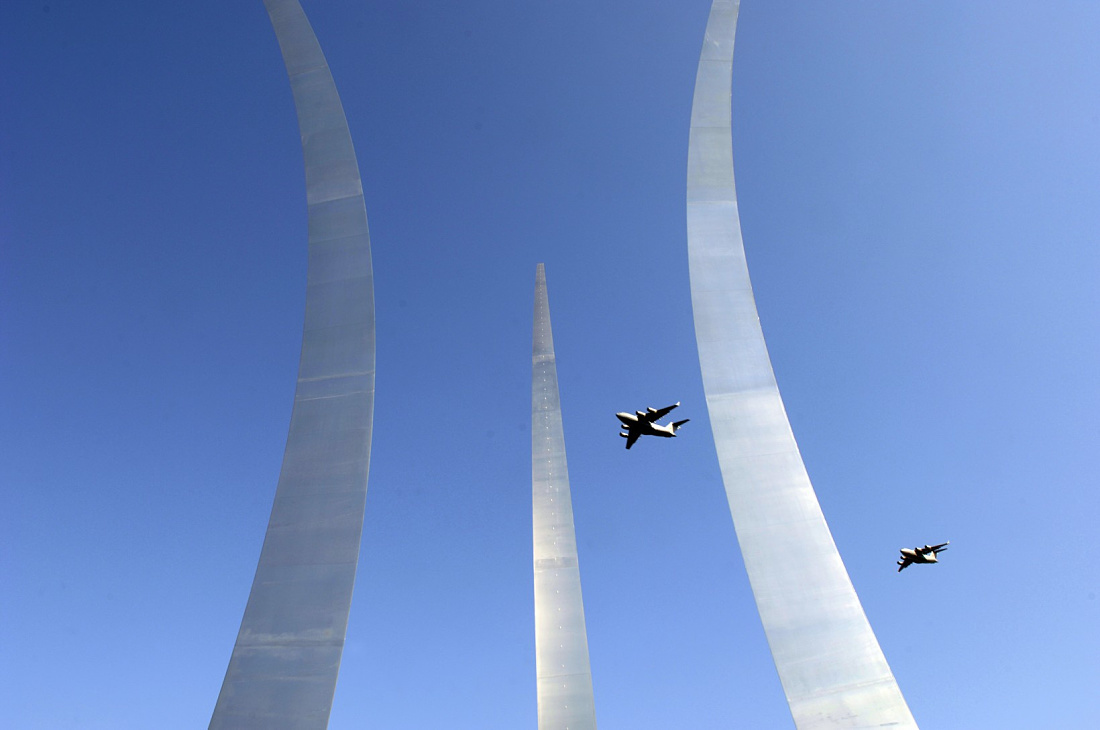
[615,411,680,438]
[899,547,938,564]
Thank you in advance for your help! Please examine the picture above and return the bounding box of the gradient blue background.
[2,1,1098,727]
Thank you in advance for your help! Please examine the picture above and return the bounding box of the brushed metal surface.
[686,2,918,727]
[532,264,598,730]
[209,1,375,727]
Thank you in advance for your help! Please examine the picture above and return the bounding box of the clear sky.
[2,1,1098,728]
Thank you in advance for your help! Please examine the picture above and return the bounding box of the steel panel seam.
[532,264,598,730]
[209,1,375,727]
[686,2,917,727]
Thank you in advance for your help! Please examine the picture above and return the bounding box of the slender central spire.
[532,264,598,730]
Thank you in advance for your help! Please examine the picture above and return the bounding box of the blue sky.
[2,1,1098,727]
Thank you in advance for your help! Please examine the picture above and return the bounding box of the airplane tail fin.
[671,419,689,433]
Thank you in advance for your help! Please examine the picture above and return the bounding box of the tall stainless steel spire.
[686,2,917,727]
[210,1,375,727]
[532,264,598,730]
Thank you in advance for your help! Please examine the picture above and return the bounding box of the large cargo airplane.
[897,542,949,572]
[615,402,689,450]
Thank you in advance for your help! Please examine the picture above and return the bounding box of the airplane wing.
[930,542,949,553]
[897,555,913,572]
[624,430,640,450]
[645,402,679,422]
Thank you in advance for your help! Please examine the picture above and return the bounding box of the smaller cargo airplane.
[897,542,949,572]
[616,402,689,450]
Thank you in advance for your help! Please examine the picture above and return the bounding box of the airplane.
[615,402,689,450]
[897,541,949,572]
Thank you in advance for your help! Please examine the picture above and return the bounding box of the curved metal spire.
[210,1,375,727]
[532,264,598,730]
[686,2,917,727]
